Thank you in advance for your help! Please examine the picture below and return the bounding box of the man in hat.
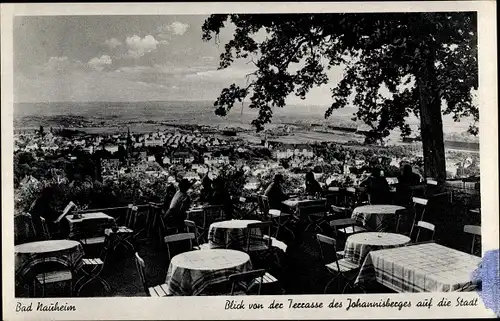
[264,173,289,210]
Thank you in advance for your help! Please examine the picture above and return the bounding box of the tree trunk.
[416,45,447,181]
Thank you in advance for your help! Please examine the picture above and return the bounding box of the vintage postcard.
[1,2,498,320]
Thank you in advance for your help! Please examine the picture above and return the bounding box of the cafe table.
[65,212,115,238]
[355,242,482,292]
[351,204,406,231]
[208,219,262,250]
[165,249,252,296]
[15,240,84,285]
[344,232,410,265]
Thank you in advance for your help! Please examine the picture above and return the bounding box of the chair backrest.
[39,217,51,240]
[464,225,481,236]
[203,205,225,224]
[316,234,342,271]
[246,221,272,251]
[134,252,150,296]
[14,213,37,245]
[464,224,481,255]
[257,195,270,219]
[415,220,435,242]
[164,232,195,260]
[124,204,138,229]
[229,269,266,295]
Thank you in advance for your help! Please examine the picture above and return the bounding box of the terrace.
[14,176,481,298]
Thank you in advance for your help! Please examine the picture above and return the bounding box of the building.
[171,151,194,164]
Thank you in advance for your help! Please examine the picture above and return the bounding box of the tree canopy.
[202,12,478,179]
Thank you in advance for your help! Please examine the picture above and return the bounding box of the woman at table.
[264,173,289,210]
[360,167,391,204]
[165,179,192,232]
[305,171,323,197]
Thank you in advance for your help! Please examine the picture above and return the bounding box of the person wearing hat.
[164,178,192,231]
[264,173,289,210]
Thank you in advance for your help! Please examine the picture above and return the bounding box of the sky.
[14,15,341,105]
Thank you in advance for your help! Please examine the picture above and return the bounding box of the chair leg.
[324,275,339,294]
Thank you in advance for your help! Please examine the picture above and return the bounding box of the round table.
[344,232,410,265]
[351,204,406,231]
[165,249,252,296]
[208,219,261,249]
[15,240,84,285]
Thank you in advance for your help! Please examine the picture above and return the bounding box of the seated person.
[162,183,178,212]
[360,167,391,205]
[164,179,192,231]
[208,177,234,219]
[305,171,323,196]
[198,174,213,203]
[264,173,289,210]
[395,164,422,205]
[29,187,58,239]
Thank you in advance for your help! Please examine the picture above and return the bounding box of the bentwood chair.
[316,234,361,294]
[463,225,481,255]
[134,252,170,297]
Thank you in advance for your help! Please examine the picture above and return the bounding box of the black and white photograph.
[2,2,498,319]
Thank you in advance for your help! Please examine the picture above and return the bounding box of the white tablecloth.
[356,242,482,292]
[351,205,405,231]
[165,249,251,296]
[208,219,261,249]
[344,232,410,265]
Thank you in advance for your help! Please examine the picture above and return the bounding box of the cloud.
[125,35,159,58]
[40,56,87,73]
[104,38,123,48]
[88,55,112,71]
[158,21,190,38]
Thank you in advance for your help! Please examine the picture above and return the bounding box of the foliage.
[202,13,478,179]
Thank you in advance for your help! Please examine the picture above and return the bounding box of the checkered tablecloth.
[66,212,115,238]
[356,242,482,292]
[351,205,406,231]
[282,198,327,209]
[344,232,410,265]
[208,220,262,250]
[165,249,252,296]
[15,240,84,285]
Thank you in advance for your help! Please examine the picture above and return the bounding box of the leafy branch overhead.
[202,13,478,136]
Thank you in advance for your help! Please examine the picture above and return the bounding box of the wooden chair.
[32,260,73,297]
[258,195,294,239]
[106,205,138,252]
[14,213,37,245]
[149,202,167,244]
[464,225,481,255]
[229,269,266,295]
[134,252,170,297]
[164,232,196,261]
[75,237,111,295]
[316,234,361,294]
[409,197,429,237]
[414,221,435,243]
[298,200,329,232]
[245,222,273,255]
[184,220,210,250]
